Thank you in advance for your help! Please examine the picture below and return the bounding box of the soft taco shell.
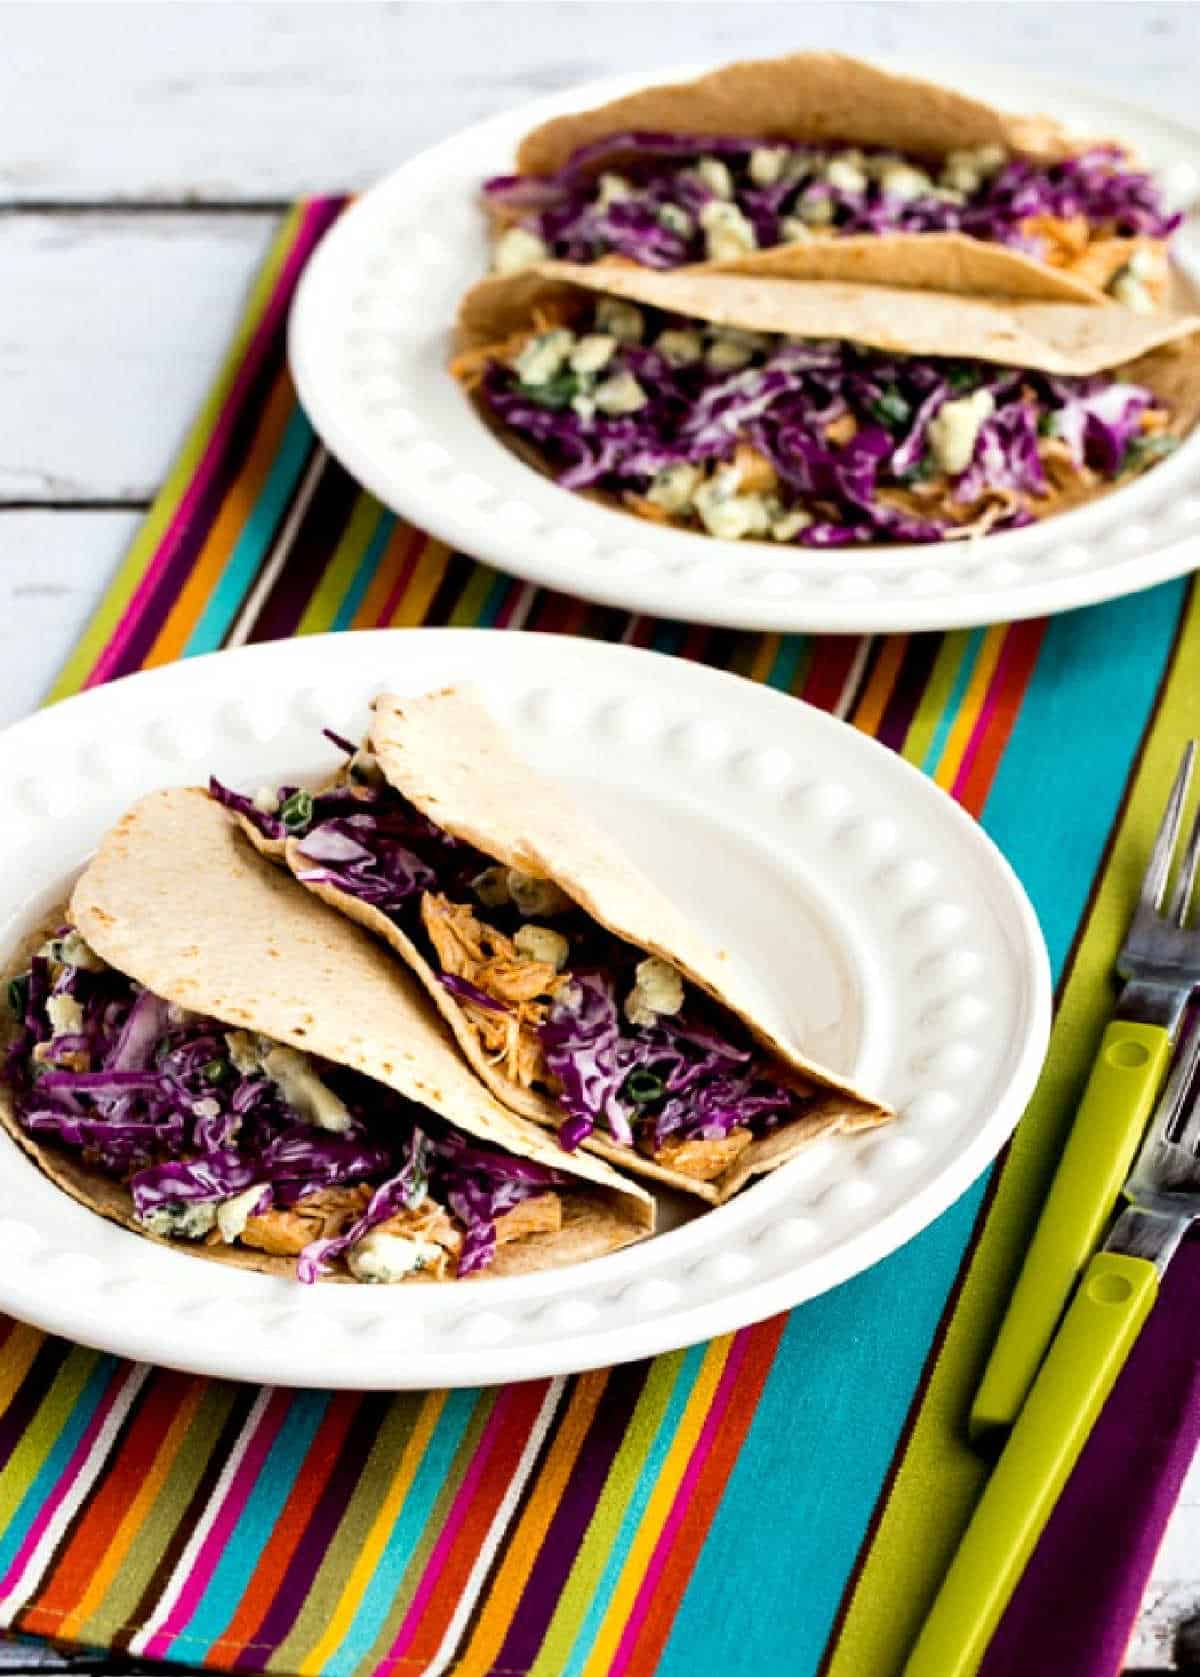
[497,54,1162,303]
[514,53,1081,177]
[310,687,893,1205]
[457,261,1200,376]
[0,789,652,1281]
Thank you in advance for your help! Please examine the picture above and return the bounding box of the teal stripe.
[330,508,395,631]
[0,1353,117,1578]
[649,621,688,656]
[323,1389,480,1677]
[765,634,808,692]
[561,1344,708,1677]
[477,570,515,628]
[658,578,1187,1677]
[182,406,316,656]
[921,627,985,773]
[176,1392,330,1657]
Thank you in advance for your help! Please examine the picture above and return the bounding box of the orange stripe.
[400,1382,551,1665]
[851,636,906,735]
[142,369,296,667]
[383,538,452,628]
[453,1373,609,1677]
[25,1376,205,1640]
[931,624,1006,790]
[956,620,1047,818]
[210,1393,361,1654]
[0,1324,46,1418]
[350,522,422,628]
[620,1318,787,1677]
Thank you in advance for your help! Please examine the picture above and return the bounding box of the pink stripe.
[373,1389,517,1674]
[84,201,331,688]
[607,1332,752,1677]
[492,584,527,628]
[0,1362,134,1596]
[949,627,1017,802]
[138,1388,291,1660]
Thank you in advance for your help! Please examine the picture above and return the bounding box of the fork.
[907,1010,1200,1676]
[971,741,1200,1439]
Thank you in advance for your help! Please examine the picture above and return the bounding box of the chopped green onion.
[624,1068,666,1106]
[1121,433,1179,476]
[7,974,28,1019]
[517,372,581,410]
[203,1058,231,1085]
[897,456,936,486]
[279,789,314,832]
[1037,412,1060,438]
[944,365,978,392]
[869,389,911,431]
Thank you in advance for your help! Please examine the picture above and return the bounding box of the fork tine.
[1169,798,1200,926]
[1140,741,1196,914]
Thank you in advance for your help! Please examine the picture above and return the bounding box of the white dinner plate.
[289,57,1200,635]
[0,630,1049,1387]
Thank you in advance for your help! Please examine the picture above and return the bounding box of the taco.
[210,689,893,1204]
[451,261,1200,546]
[482,53,1177,308]
[0,789,652,1283]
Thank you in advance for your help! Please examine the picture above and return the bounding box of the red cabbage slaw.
[4,932,568,1281]
[484,133,1178,270]
[474,306,1173,546]
[211,736,803,1162]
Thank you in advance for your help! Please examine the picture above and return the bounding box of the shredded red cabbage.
[539,971,796,1156]
[477,305,1171,545]
[485,134,1177,268]
[4,939,573,1282]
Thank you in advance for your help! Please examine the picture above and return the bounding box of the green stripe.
[531,1350,695,1677]
[901,631,971,768]
[297,494,386,637]
[331,510,396,632]
[0,1350,102,1532]
[358,1391,498,1672]
[828,581,1198,1677]
[268,1396,424,1673]
[45,206,306,703]
[79,1382,242,1646]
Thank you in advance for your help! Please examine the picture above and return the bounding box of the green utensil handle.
[970,1018,1170,1442]
[906,1251,1158,1677]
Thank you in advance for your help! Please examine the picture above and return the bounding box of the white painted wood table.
[1,5,1198,1671]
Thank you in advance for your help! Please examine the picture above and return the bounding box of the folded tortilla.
[452,262,1200,542]
[223,689,893,1204]
[487,53,1165,304]
[0,789,652,1281]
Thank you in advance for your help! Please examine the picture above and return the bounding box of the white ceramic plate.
[0,630,1049,1387]
[289,58,1200,635]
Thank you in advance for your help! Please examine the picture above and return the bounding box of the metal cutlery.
[907,1010,1200,1676]
[971,741,1200,1439]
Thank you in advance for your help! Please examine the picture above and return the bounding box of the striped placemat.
[3,197,1199,1677]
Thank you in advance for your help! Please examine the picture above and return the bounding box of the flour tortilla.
[0,790,651,1282]
[457,261,1200,376]
[262,687,891,1206]
[491,53,1161,302]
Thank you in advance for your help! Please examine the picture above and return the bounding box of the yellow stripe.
[55,1381,207,1642]
[0,1352,100,1526]
[930,624,1006,788]
[900,632,970,768]
[852,636,907,736]
[454,1373,609,1677]
[296,1391,447,1676]
[385,540,451,628]
[828,584,1200,1677]
[46,205,306,702]
[0,1325,46,1418]
[578,1338,732,1677]
[748,634,782,685]
[295,493,381,636]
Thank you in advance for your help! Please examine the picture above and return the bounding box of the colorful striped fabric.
[2,196,1197,1677]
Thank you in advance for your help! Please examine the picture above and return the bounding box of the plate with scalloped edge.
[288,55,1200,635]
[0,630,1050,1387]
